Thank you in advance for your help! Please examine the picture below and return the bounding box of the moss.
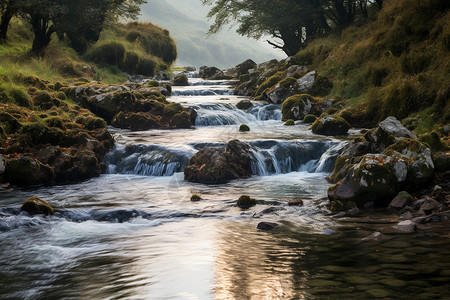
[303,114,317,124]
[254,73,283,97]
[56,91,67,101]
[21,197,54,215]
[190,194,202,201]
[385,138,427,154]
[239,124,250,132]
[170,111,191,128]
[239,74,250,82]
[43,116,65,129]
[76,115,107,130]
[419,131,446,152]
[9,88,33,109]
[147,80,159,87]
[284,119,295,126]
[237,195,256,208]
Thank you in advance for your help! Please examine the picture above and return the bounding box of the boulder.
[284,119,295,126]
[288,199,304,206]
[237,195,257,208]
[364,116,417,151]
[173,74,189,86]
[328,154,400,208]
[303,114,317,124]
[111,111,159,131]
[433,151,450,173]
[281,94,322,121]
[389,191,414,210]
[394,220,416,232]
[236,100,253,110]
[184,140,251,184]
[4,156,54,186]
[170,111,192,129]
[311,115,350,136]
[21,197,54,216]
[199,66,225,80]
[88,91,138,122]
[235,59,257,76]
[285,65,308,78]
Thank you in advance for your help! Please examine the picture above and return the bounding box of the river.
[1,77,449,299]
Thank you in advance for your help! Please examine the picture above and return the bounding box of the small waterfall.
[171,89,234,96]
[192,103,281,126]
[247,104,282,121]
[248,140,344,176]
[104,144,194,176]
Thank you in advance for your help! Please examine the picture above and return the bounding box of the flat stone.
[394,220,416,232]
[400,211,414,220]
[257,222,279,230]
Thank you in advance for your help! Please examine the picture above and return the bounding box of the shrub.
[87,42,126,66]
[122,51,140,74]
[137,59,156,76]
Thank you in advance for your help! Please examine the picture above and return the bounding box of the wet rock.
[4,156,54,186]
[433,151,450,173]
[389,191,414,210]
[311,114,350,136]
[288,199,304,206]
[172,74,189,86]
[303,114,317,124]
[111,111,159,131]
[332,212,346,218]
[190,194,202,202]
[399,211,414,220]
[237,195,257,208]
[285,65,307,78]
[88,91,138,122]
[284,119,295,126]
[257,222,279,230]
[394,220,416,232]
[21,197,54,215]
[170,111,192,129]
[362,232,386,241]
[364,116,417,151]
[419,197,441,214]
[184,140,251,184]
[259,206,285,214]
[236,100,253,110]
[239,124,250,132]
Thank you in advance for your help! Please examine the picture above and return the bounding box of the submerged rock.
[257,222,279,230]
[21,197,54,215]
[236,100,253,110]
[239,124,250,132]
[190,194,202,202]
[284,119,295,126]
[288,199,304,206]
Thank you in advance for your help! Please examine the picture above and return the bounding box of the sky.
[140,0,286,69]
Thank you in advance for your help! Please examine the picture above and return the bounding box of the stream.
[1,77,449,299]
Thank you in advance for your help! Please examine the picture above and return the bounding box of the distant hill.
[140,0,285,68]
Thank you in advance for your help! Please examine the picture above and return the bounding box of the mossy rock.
[239,74,250,83]
[303,114,317,124]
[237,195,257,208]
[21,197,54,215]
[254,73,283,97]
[4,156,54,186]
[0,112,22,134]
[170,111,191,129]
[76,115,107,130]
[239,124,250,132]
[284,119,295,126]
[281,94,319,121]
[173,74,189,86]
[311,115,350,136]
[147,80,159,87]
[190,194,202,201]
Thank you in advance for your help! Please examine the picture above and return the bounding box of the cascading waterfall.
[193,103,281,126]
[171,89,234,96]
[105,140,344,177]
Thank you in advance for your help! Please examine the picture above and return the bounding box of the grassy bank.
[291,0,449,131]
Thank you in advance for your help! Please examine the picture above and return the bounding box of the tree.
[11,0,146,56]
[202,0,330,56]
[0,0,21,42]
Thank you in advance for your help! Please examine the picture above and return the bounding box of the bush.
[137,59,156,76]
[87,42,126,66]
[122,51,140,74]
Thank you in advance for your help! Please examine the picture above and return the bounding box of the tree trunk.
[30,14,55,57]
[0,8,16,42]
